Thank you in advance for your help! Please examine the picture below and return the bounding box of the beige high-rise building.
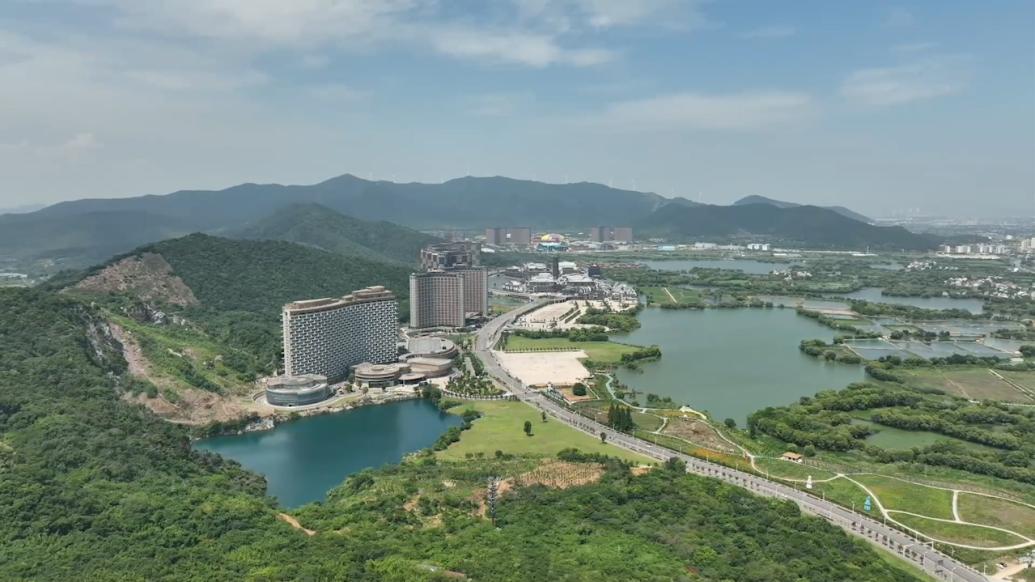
[588,226,633,243]
[282,286,398,381]
[415,242,488,319]
[454,267,488,316]
[409,272,465,328]
[485,226,532,246]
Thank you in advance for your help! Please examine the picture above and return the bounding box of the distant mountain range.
[1,173,933,268]
[733,195,873,224]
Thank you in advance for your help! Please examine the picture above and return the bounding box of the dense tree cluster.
[577,307,641,332]
[606,403,635,432]
[748,382,1035,484]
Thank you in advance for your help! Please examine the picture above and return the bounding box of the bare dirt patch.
[662,416,740,455]
[72,252,198,307]
[277,513,316,536]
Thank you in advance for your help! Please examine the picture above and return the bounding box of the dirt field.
[494,350,591,386]
[661,416,740,455]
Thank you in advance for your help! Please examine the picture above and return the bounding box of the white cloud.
[594,91,814,131]
[742,25,796,40]
[95,0,660,68]
[430,28,614,67]
[841,57,971,106]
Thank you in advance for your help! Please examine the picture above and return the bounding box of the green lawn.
[753,457,840,482]
[810,477,872,512]
[641,286,704,306]
[852,475,955,520]
[891,513,1027,548]
[503,335,641,363]
[957,493,1035,539]
[438,400,652,464]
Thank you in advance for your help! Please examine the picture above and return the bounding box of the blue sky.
[0,0,1032,217]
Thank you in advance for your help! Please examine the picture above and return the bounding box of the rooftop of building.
[284,286,396,314]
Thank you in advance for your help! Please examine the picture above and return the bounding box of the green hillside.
[57,234,414,394]
[235,203,441,265]
[734,195,873,224]
[140,233,412,314]
[0,288,920,581]
[638,203,934,250]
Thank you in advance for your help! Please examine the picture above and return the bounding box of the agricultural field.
[895,367,1035,404]
[438,400,652,464]
[503,335,641,363]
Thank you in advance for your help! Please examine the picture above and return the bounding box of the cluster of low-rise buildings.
[945,276,1032,300]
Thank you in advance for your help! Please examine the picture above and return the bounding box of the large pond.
[639,259,785,275]
[195,399,461,508]
[836,287,984,314]
[615,308,863,425]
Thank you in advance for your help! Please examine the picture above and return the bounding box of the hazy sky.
[1,0,1032,217]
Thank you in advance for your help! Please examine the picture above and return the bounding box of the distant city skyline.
[0,1,1032,218]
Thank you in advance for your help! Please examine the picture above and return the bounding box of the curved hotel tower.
[282,286,398,381]
[409,271,465,328]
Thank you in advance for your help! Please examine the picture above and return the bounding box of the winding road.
[474,300,988,582]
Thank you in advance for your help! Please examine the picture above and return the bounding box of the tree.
[724,418,736,429]
[541,411,547,423]
[600,431,607,444]
[572,383,587,396]
[523,420,533,437]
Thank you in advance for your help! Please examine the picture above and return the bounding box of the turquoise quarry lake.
[195,399,461,508]
[615,308,864,424]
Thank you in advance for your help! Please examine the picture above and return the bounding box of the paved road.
[474,302,987,582]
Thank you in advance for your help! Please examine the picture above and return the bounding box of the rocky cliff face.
[72,252,199,307]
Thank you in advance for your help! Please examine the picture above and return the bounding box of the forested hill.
[67,233,412,315]
[0,288,920,581]
[734,195,873,224]
[234,203,441,265]
[638,203,934,250]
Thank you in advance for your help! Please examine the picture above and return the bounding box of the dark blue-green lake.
[195,399,461,508]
